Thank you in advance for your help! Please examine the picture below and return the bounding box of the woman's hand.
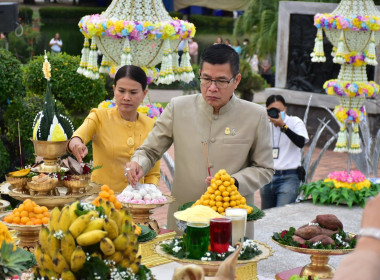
[68,137,88,163]
[125,161,144,187]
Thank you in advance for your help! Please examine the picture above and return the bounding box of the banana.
[124,243,138,257]
[128,248,139,263]
[49,207,61,232]
[113,233,129,251]
[61,231,76,265]
[120,220,134,235]
[69,200,79,224]
[38,225,50,253]
[90,251,103,260]
[82,218,105,233]
[58,205,71,232]
[41,252,55,271]
[110,208,122,230]
[34,244,43,267]
[69,213,93,238]
[61,268,77,280]
[130,255,141,274]
[44,268,60,279]
[107,251,123,264]
[119,257,130,269]
[99,198,111,217]
[76,230,108,246]
[120,208,133,225]
[52,249,70,274]
[100,237,115,256]
[70,246,86,272]
[47,233,61,259]
[104,218,119,240]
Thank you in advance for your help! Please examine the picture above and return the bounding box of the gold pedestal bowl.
[31,139,69,173]
[121,195,175,233]
[27,178,59,196]
[272,238,354,279]
[61,174,91,194]
[5,176,30,194]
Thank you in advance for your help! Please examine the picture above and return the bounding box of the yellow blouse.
[72,107,160,192]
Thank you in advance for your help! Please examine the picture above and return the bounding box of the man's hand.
[69,137,88,163]
[125,161,144,187]
[205,176,212,186]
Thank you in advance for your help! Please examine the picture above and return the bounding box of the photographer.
[260,95,309,209]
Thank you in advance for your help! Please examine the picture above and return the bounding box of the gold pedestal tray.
[272,239,354,279]
[61,174,92,194]
[5,176,30,194]
[31,139,69,173]
[122,195,175,233]
[8,183,100,209]
[0,199,10,211]
[0,212,41,251]
[155,240,273,279]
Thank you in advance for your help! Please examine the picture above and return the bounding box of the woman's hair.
[266,95,286,107]
[200,44,240,76]
[114,65,147,90]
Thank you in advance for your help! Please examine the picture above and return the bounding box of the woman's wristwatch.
[280,124,288,133]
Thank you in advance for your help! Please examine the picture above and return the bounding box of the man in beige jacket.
[126,44,274,232]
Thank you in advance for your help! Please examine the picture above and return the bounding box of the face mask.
[280,111,286,120]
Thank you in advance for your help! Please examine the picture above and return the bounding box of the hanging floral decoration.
[310,0,380,153]
[323,80,379,98]
[77,0,196,85]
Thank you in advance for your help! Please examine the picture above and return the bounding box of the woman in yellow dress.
[68,65,160,192]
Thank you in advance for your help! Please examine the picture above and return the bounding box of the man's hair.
[266,95,286,107]
[200,44,240,76]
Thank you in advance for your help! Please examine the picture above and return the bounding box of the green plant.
[18,7,33,24]
[189,15,234,33]
[23,53,107,116]
[0,140,10,180]
[169,11,184,19]
[0,49,25,107]
[39,7,106,23]
[3,94,68,168]
[236,59,266,101]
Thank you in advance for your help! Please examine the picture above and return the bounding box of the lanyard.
[272,124,282,148]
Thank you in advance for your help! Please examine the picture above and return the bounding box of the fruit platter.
[175,169,265,232]
[117,183,175,233]
[0,199,50,250]
[272,214,356,279]
[155,238,273,277]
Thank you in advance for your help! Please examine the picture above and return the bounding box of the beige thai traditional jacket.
[131,94,274,231]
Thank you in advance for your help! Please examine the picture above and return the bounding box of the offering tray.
[272,238,354,279]
[155,239,273,278]
[0,199,10,211]
[8,182,100,209]
[121,195,175,233]
[0,211,41,251]
[31,166,69,173]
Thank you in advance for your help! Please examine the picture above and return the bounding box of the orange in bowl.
[3,199,50,225]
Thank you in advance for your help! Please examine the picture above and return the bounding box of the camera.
[267,108,280,118]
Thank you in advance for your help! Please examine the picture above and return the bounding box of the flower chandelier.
[77,0,196,85]
[311,0,380,153]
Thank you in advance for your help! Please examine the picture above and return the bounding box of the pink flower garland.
[327,170,366,183]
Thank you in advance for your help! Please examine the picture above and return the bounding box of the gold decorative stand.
[31,139,69,173]
[122,195,175,233]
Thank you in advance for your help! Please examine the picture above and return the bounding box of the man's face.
[199,62,241,114]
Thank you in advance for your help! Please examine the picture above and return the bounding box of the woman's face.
[114,77,147,118]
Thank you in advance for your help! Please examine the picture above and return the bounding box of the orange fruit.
[20,211,28,218]
[13,211,20,217]
[42,217,49,224]
[28,212,36,218]
[101,185,110,192]
[33,206,43,214]
[13,217,20,224]
[114,201,122,210]
[109,189,114,195]
[43,212,50,218]
[109,195,116,203]
[26,221,34,225]
[99,191,110,198]
[20,217,29,224]
[36,214,43,219]
[18,205,25,211]
[40,206,49,213]
[34,219,42,225]
[24,202,33,212]
[4,215,13,223]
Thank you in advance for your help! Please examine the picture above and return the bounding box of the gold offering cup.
[31,139,69,173]
[5,175,30,194]
[61,174,91,194]
[27,178,58,196]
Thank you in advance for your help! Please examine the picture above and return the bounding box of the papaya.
[8,168,31,178]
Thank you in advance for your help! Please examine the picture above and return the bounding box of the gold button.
[209,163,214,168]
[210,138,216,143]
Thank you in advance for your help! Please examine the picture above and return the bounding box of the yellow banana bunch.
[47,233,61,259]
[38,225,50,252]
[68,200,79,224]
[61,231,76,264]
[49,207,61,232]
[52,249,70,274]
[61,269,76,280]
[68,212,93,238]
[82,218,105,233]
[58,205,71,232]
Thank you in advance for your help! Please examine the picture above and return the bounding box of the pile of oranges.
[193,169,253,215]
[3,199,50,225]
[92,185,122,210]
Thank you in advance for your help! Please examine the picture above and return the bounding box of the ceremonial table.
[149,201,363,280]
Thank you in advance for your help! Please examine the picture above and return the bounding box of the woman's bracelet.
[359,228,380,241]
